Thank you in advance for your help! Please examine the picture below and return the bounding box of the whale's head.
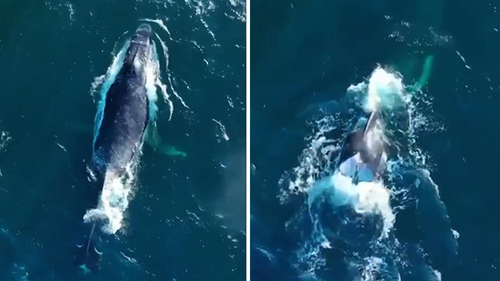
[124,24,154,78]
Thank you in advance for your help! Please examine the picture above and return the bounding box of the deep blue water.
[251,0,500,280]
[0,0,246,280]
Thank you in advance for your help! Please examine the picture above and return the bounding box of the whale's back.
[93,66,149,172]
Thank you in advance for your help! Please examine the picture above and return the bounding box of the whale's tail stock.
[74,223,103,274]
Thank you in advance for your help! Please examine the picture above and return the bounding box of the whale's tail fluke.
[74,223,103,274]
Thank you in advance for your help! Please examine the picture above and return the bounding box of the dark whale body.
[336,110,386,182]
[74,23,154,273]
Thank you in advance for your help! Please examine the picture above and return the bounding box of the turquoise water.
[0,0,246,280]
[251,0,500,280]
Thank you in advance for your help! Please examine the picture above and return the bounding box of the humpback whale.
[316,107,392,217]
[73,23,156,273]
[337,110,388,184]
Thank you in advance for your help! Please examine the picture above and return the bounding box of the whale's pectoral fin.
[146,123,187,158]
[157,144,187,158]
[408,55,435,93]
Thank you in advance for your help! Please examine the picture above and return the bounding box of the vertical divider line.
[245,1,251,281]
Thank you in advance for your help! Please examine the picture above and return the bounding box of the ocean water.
[0,0,246,280]
[251,0,500,280]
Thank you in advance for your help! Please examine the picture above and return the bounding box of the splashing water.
[139,18,190,120]
[280,66,457,280]
[154,31,190,119]
[146,41,160,121]
[364,67,406,113]
[91,40,129,146]
[84,167,136,234]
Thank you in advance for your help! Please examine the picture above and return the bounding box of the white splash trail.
[154,32,190,118]
[140,18,173,41]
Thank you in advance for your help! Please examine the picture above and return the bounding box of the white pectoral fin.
[364,111,381,138]
[408,54,435,93]
[145,123,187,158]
